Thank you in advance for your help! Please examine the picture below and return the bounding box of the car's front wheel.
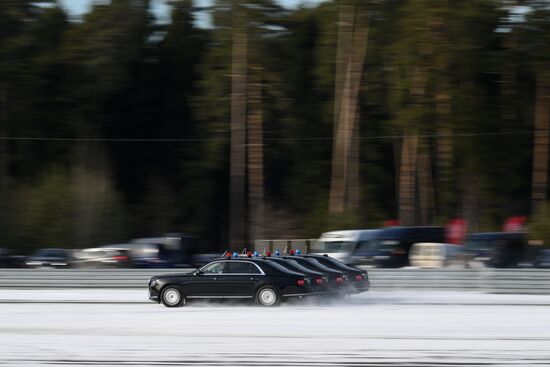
[255,286,280,307]
[161,286,185,307]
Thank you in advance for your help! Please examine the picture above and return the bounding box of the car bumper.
[350,279,370,293]
[148,288,160,302]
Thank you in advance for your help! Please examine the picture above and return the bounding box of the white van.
[311,229,380,264]
[409,242,464,268]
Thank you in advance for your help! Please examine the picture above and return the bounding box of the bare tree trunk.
[73,131,109,249]
[436,88,453,218]
[531,77,550,213]
[0,87,10,243]
[0,87,8,195]
[332,6,354,135]
[229,7,248,248]
[398,66,424,225]
[329,7,368,213]
[398,133,418,225]
[247,65,264,243]
[347,115,361,212]
[417,146,435,225]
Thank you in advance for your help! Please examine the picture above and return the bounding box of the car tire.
[255,285,280,307]
[161,285,185,307]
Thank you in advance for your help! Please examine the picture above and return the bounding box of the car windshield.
[268,260,300,274]
[311,241,355,253]
[284,259,318,273]
[315,256,357,271]
[294,257,339,273]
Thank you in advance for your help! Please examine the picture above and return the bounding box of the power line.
[0,129,540,143]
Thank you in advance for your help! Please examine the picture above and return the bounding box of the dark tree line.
[1,0,550,253]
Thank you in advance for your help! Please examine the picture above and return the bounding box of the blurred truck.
[409,242,464,268]
[363,226,446,268]
[311,229,380,265]
[464,232,527,268]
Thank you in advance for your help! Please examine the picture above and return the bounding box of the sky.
[59,0,171,19]
[58,0,314,18]
[58,0,317,27]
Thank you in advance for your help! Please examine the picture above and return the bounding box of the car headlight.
[149,279,158,287]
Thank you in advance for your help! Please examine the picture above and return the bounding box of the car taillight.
[296,279,305,286]
[113,255,128,261]
[315,277,323,285]
[335,276,344,284]
[355,275,363,281]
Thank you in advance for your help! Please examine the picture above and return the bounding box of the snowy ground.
[1,289,550,366]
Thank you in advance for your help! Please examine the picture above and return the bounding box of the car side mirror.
[194,269,202,275]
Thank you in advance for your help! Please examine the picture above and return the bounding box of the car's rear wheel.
[255,286,280,307]
[161,286,185,307]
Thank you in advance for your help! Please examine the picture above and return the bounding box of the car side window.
[249,263,262,274]
[225,261,254,274]
[201,262,225,274]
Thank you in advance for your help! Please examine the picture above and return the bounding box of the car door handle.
[250,277,256,280]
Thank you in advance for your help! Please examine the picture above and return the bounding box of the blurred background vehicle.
[464,232,528,268]
[129,233,195,267]
[25,248,72,268]
[72,247,132,268]
[363,226,446,268]
[100,243,169,268]
[311,229,380,264]
[408,242,465,268]
[0,248,11,267]
[534,249,550,269]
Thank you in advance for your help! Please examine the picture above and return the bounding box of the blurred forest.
[1,0,550,252]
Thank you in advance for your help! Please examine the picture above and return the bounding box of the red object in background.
[446,218,467,244]
[383,219,399,227]
[503,216,527,232]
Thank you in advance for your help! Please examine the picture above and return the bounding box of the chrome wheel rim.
[163,289,180,306]
[259,289,276,306]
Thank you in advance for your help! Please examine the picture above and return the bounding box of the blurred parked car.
[25,248,71,268]
[464,232,527,268]
[365,226,446,268]
[0,249,26,268]
[0,248,11,267]
[101,243,171,268]
[311,229,380,264]
[72,248,132,268]
[533,249,550,269]
[409,243,464,268]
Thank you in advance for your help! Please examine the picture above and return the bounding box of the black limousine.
[148,254,370,307]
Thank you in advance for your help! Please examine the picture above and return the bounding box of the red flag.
[503,216,526,232]
[446,218,467,244]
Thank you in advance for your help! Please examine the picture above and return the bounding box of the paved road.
[1,290,549,366]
